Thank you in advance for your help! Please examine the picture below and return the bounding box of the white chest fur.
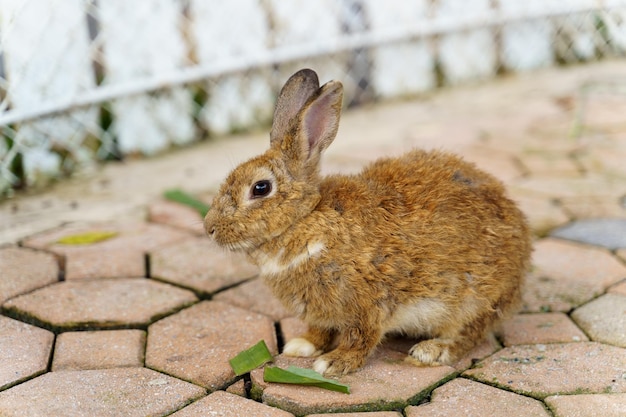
[258,241,325,276]
[384,298,450,337]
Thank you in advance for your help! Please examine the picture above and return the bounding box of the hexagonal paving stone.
[170,390,294,417]
[545,393,626,417]
[0,367,206,417]
[279,317,307,342]
[609,280,626,296]
[500,313,588,346]
[406,378,550,417]
[225,379,246,397]
[250,349,457,415]
[150,237,258,296]
[463,342,626,399]
[0,246,58,304]
[21,222,190,280]
[551,218,626,250]
[308,412,402,417]
[513,194,569,237]
[0,316,54,390]
[52,330,146,371]
[146,301,277,391]
[461,145,524,183]
[524,238,626,312]
[513,174,626,202]
[558,196,626,220]
[571,293,626,348]
[3,278,197,330]
[147,199,206,235]
[617,248,626,263]
[214,278,291,321]
[517,152,580,177]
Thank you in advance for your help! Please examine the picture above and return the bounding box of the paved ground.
[1,60,626,416]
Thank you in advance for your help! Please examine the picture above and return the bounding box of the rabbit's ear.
[270,69,320,145]
[297,80,343,171]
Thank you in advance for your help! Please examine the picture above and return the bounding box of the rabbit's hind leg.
[406,312,494,366]
[407,338,460,365]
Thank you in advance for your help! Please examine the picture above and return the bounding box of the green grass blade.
[263,366,350,394]
[56,231,118,245]
[229,340,273,376]
[163,189,211,217]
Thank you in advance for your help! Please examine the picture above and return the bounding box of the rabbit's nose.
[203,213,216,236]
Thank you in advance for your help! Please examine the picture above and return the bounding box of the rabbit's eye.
[251,180,272,198]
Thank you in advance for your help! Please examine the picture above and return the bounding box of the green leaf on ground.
[56,231,119,245]
[264,366,350,394]
[229,340,273,376]
[163,189,210,217]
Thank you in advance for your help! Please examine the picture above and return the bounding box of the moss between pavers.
[463,370,603,401]
[0,305,60,332]
[261,395,408,417]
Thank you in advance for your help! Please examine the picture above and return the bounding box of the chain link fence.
[1,0,625,196]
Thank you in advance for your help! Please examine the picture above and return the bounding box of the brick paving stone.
[512,195,570,237]
[450,334,502,371]
[513,174,626,201]
[279,317,307,342]
[545,393,626,417]
[460,145,523,183]
[523,238,626,312]
[576,93,626,129]
[21,222,190,279]
[551,218,626,250]
[3,278,197,330]
[250,348,456,415]
[463,342,626,399]
[307,412,402,417]
[147,199,206,235]
[500,313,588,346]
[0,367,206,417]
[406,378,550,417]
[618,249,626,263]
[578,147,626,180]
[151,237,258,296]
[146,300,277,391]
[52,330,146,371]
[0,316,54,390]
[225,379,246,397]
[609,280,626,296]
[517,152,581,178]
[571,293,626,348]
[171,390,294,417]
[558,196,626,220]
[0,247,58,304]
[214,278,292,321]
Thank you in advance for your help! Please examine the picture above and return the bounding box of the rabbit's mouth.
[217,238,255,252]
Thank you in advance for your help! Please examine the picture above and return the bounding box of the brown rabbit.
[204,69,531,376]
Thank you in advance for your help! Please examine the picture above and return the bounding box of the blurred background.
[1,0,625,197]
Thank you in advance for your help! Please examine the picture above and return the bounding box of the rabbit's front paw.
[313,350,366,376]
[408,339,453,366]
[283,337,322,357]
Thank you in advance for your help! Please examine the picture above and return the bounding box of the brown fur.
[204,69,532,376]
